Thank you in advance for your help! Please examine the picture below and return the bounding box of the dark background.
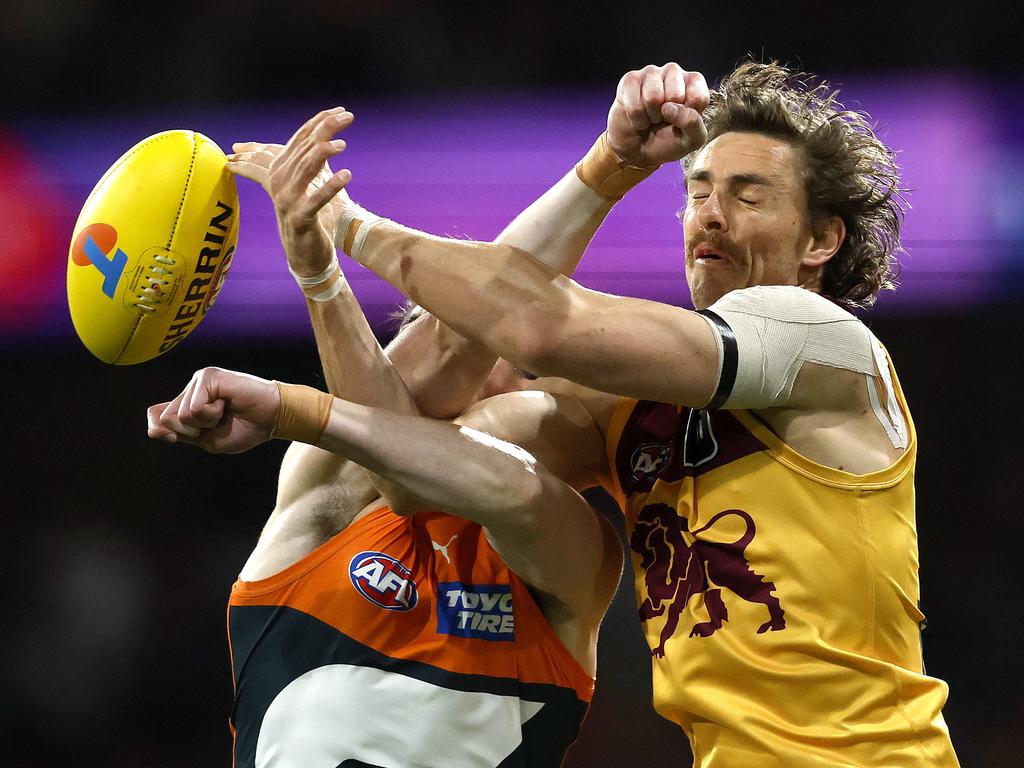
[3,2,1023,765]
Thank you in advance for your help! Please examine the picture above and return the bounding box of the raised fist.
[607,63,710,167]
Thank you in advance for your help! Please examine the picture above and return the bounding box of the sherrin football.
[68,130,239,364]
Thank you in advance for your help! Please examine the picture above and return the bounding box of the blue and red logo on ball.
[349,551,418,611]
[72,223,128,299]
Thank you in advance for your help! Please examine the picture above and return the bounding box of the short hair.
[683,60,907,308]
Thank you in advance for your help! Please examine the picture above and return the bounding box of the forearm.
[381,170,616,418]
[305,281,417,414]
[493,168,615,274]
[385,313,496,420]
[313,396,541,523]
[342,222,718,404]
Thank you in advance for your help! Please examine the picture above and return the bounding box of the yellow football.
[67,130,239,364]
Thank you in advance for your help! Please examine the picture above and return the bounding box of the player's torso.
[606,396,959,766]
[227,506,591,768]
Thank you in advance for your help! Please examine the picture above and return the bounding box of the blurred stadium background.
[2,1,1023,765]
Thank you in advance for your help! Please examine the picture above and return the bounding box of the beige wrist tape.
[272,382,334,444]
[575,132,659,201]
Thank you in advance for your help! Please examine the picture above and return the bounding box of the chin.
[688,283,723,311]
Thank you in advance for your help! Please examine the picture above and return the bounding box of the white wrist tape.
[333,202,389,257]
[351,217,391,258]
[305,270,348,302]
[288,254,340,286]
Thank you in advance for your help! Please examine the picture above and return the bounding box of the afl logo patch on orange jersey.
[349,551,418,611]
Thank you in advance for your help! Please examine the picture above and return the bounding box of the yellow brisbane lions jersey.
[605,357,959,767]
[228,505,593,768]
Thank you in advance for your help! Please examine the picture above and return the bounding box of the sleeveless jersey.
[227,505,593,768]
[605,351,959,767]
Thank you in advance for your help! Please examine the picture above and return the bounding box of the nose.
[696,191,728,232]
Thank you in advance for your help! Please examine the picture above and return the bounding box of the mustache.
[685,232,742,262]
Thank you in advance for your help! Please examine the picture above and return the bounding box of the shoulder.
[709,285,861,326]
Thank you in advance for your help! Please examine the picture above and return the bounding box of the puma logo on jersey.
[349,551,419,611]
[431,535,459,564]
[437,582,514,641]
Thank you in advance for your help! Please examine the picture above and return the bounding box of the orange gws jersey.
[605,349,960,767]
[227,505,593,768]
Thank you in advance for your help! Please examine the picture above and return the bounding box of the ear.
[801,215,845,268]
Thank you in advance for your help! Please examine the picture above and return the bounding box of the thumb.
[662,102,708,148]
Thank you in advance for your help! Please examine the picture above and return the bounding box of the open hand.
[227,107,355,276]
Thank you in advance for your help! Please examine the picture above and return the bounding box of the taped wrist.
[288,255,349,302]
[272,382,334,445]
[333,202,391,259]
[575,132,659,201]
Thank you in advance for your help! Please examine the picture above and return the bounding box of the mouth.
[692,243,727,264]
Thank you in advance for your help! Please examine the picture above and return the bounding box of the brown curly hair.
[682,60,907,307]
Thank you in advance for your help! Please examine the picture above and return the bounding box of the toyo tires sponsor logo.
[349,551,418,611]
[437,582,514,641]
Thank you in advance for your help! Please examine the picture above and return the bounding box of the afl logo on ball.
[349,551,418,611]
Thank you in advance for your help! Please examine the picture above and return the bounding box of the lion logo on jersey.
[630,503,786,657]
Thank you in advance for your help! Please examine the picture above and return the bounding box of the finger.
[274,106,347,174]
[172,377,204,436]
[660,102,708,150]
[303,168,353,217]
[294,139,346,190]
[225,158,270,184]
[184,376,226,430]
[229,147,281,168]
[285,110,353,173]
[662,62,687,104]
[158,391,200,439]
[641,65,666,124]
[292,112,354,174]
[147,402,179,442]
[617,70,650,134]
[683,70,710,113]
[232,141,284,153]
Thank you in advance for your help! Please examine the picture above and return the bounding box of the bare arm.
[382,167,618,418]
[229,110,422,539]
[146,368,621,616]
[346,228,721,406]
[329,64,719,406]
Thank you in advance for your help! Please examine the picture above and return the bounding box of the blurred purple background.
[3,2,1024,766]
[7,77,1024,346]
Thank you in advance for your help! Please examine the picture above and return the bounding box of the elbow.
[498,302,571,378]
[489,467,548,533]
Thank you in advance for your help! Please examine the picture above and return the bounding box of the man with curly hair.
[230,60,960,765]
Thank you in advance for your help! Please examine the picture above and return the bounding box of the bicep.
[524,284,722,407]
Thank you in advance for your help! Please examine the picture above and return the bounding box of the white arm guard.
[698,285,876,409]
[697,285,908,449]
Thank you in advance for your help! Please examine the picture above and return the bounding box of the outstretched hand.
[147,367,280,454]
[607,63,710,167]
[227,107,356,276]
